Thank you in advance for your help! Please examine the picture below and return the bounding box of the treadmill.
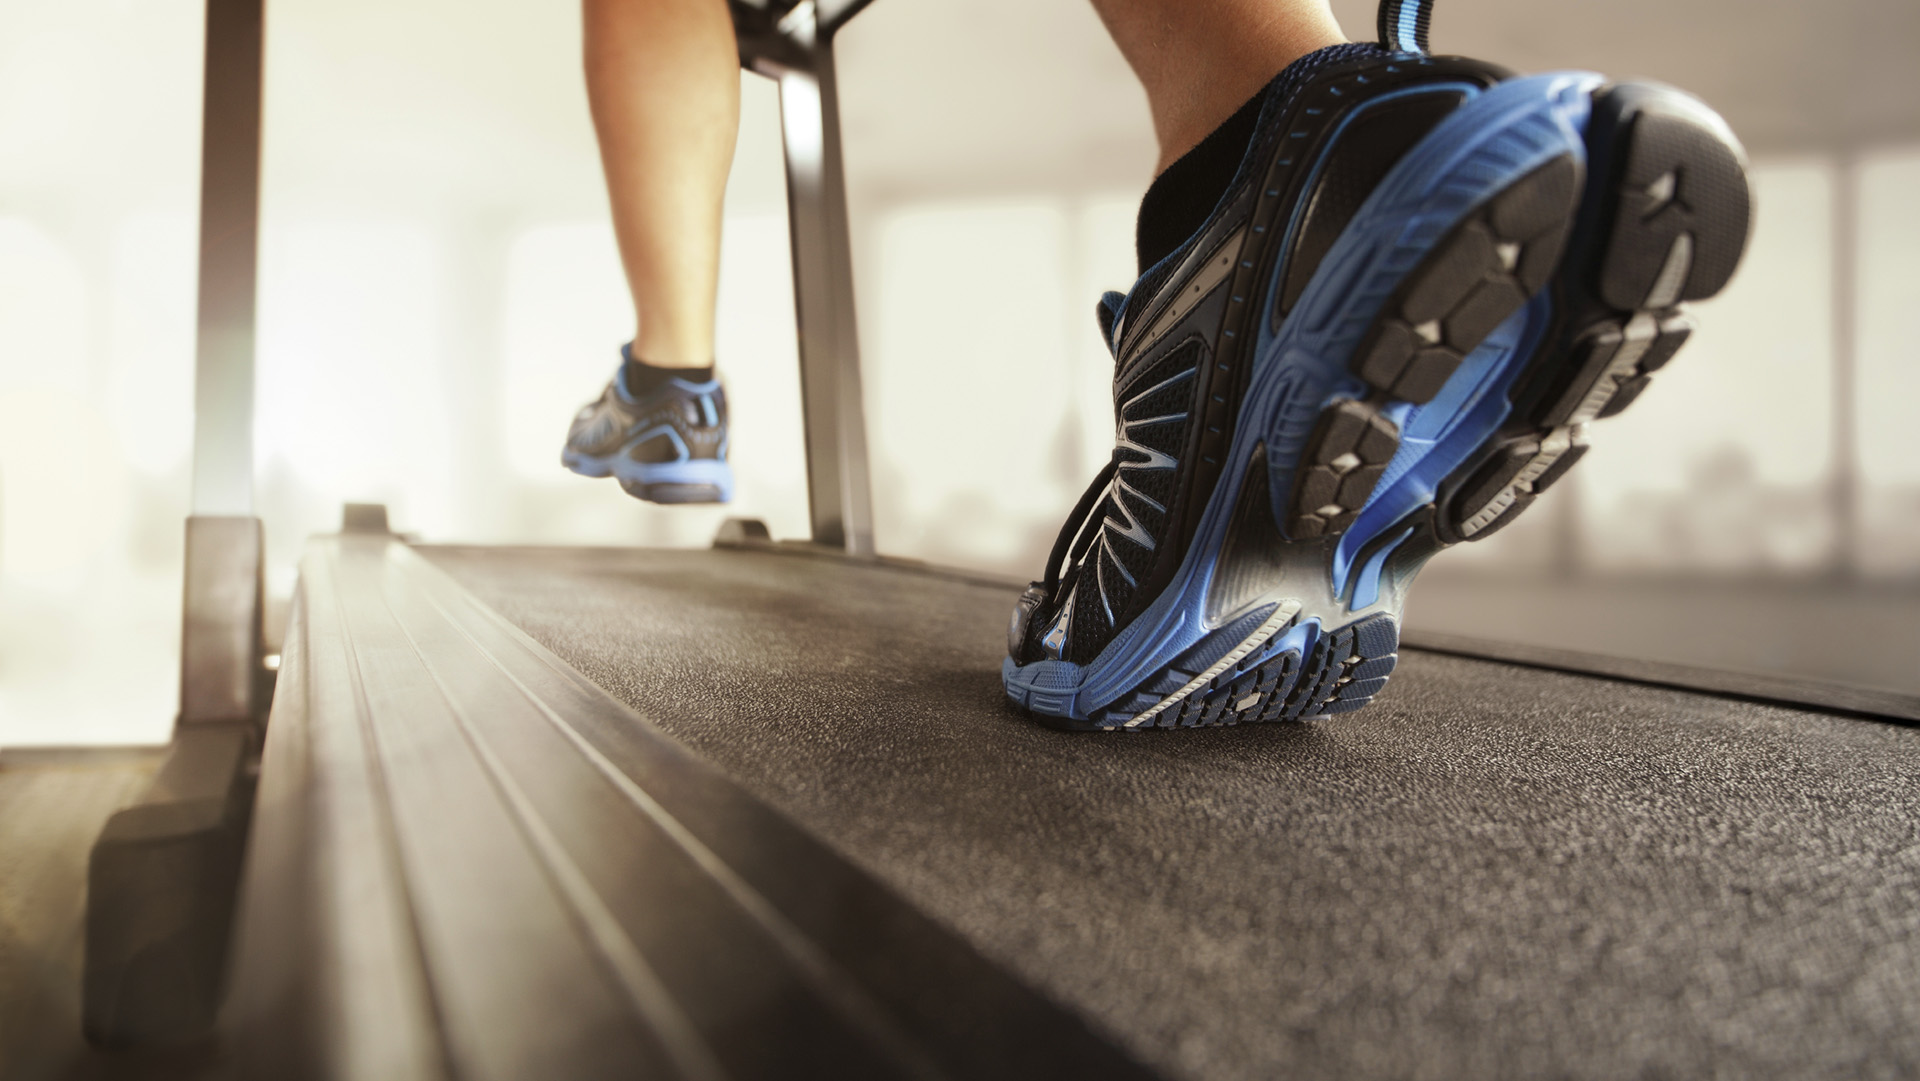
[76,1,1920,1078]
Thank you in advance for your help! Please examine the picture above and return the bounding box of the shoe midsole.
[612,457,733,488]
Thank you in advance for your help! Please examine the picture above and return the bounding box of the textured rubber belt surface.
[428,544,1920,1081]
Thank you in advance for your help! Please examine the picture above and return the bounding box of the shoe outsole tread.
[1287,153,1585,539]
[619,480,730,504]
[1439,84,1752,544]
[1037,609,1402,732]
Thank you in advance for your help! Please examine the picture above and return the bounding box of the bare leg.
[1087,0,1348,172]
[583,0,740,368]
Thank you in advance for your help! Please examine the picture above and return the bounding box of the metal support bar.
[179,0,269,725]
[191,0,264,519]
[737,1,876,555]
[181,516,267,724]
[1830,153,1859,580]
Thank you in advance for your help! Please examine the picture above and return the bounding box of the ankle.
[632,326,717,371]
[1132,40,1372,273]
[622,345,715,397]
[1148,22,1348,172]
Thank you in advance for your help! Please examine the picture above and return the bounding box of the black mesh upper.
[1043,338,1206,665]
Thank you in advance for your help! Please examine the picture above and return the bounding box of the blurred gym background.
[1,0,1915,746]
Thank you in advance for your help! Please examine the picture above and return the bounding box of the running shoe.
[1003,0,1753,730]
[562,351,734,504]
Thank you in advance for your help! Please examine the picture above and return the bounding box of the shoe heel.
[1529,82,1753,434]
[1590,83,1753,313]
[1439,84,1754,542]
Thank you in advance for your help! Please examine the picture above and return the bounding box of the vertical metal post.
[1549,470,1582,579]
[192,0,263,520]
[82,6,269,1044]
[181,0,268,724]
[1830,153,1859,580]
[744,0,876,556]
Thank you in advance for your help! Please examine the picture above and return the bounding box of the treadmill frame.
[81,0,883,1047]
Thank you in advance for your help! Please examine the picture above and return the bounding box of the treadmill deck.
[427,542,1920,1081]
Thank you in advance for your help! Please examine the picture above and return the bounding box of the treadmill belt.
[427,543,1920,1081]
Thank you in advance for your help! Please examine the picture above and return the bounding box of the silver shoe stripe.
[1117,225,1248,365]
[1122,411,1189,429]
[1113,476,1165,514]
[1120,367,1197,414]
[1122,600,1303,729]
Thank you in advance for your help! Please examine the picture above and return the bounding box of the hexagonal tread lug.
[1350,153,1581,406]
[1287,401,1400,540]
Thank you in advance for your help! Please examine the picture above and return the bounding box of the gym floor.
[0,750,160,1081]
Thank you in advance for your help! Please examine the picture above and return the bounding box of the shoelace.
[1041,448,1125,601]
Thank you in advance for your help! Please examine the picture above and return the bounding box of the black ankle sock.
[1134,92,1264,274]
[622,348,714,397]
[1131,42,1382,275]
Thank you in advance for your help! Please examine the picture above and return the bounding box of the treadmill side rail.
[219,536,1160,1080]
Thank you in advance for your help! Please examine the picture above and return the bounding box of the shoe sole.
[1009,73,1751,731]
[563,451,736,505]
[617,479,732,504]
[1434,83,1750,545]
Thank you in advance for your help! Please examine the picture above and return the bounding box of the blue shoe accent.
[1006,32,1753,730]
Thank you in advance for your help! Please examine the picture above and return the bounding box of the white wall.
[2,0,1915,746]
[0,0,202,745]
